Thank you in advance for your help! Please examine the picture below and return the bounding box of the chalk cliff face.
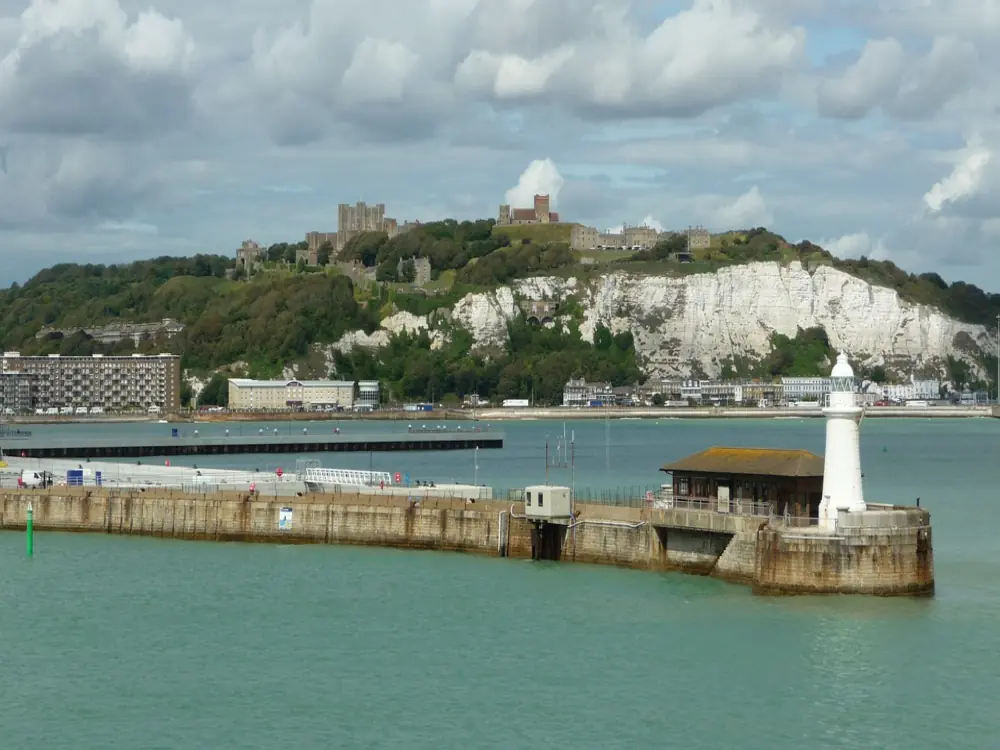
[332,311,444,353]
[458,262,991,377]
[333,262,992,378]
[450,286,517,348]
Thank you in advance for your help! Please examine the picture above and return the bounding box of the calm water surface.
[1,418,998,748]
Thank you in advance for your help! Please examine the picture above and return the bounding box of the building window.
[538,492,544,507]
[692,477,709,498]
[676,476,689,496]
[526,491,532,506]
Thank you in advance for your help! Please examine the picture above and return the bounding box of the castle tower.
[534,194,550,223]
[819,353,866,529]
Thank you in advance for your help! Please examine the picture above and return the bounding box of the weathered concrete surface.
[753,515,934,596]
[0,490,934,596]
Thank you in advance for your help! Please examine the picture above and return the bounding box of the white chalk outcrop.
[331,262,992,377]
[450,286,518,348]
[332,310,444,355]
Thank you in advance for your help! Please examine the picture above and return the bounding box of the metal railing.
[502,485,670,509]
[663,495,776,518]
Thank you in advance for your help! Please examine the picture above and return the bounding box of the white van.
[147,405,162,414]
[91,406,105,415]
[75,406,89,415]
[19,470,44,488]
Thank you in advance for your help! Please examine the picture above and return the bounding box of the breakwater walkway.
[0,429,503,459]
[0,487,932,596]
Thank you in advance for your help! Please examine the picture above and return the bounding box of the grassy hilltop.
[1,220,997,406]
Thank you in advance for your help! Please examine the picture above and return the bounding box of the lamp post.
[474,446,479,486]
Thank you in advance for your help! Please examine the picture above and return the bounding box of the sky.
[1,0,1000,288]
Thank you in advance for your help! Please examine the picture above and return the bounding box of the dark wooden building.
[661,447,824,520]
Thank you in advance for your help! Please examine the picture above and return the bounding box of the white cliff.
[450,285,518,348]
[513,262,991,377]
[331,310,444,355]
[330,262,992,378]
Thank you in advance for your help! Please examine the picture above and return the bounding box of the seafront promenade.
[5,404,994,426]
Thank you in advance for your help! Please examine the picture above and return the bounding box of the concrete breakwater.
[0,489,933,596]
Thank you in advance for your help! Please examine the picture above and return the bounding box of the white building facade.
[781,377,832,402]
[228,379,356,411]
[563,379,613,406]
[880,379,940,402]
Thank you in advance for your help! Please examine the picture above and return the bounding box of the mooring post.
[26,502,34,558]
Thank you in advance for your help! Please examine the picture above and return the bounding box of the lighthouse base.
[752,505,934,596]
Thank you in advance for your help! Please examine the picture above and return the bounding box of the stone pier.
[0,489,933,596]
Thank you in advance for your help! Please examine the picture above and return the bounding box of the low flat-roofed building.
[228,379,356,411]
[662,446,824,521]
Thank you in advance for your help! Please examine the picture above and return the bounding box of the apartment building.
[228,379,356,411]
[0,372,33,414]
[0,352,180,412]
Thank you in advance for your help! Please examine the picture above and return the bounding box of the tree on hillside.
[399,259,416,283]
[341,232,388,266]
[317,241,333,266]
[197,374,229,407]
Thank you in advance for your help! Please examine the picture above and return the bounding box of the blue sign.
[404,473,410,486]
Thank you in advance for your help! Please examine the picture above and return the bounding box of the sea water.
[1,418,998,749]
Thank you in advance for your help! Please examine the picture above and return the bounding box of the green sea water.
[2,418,998,749]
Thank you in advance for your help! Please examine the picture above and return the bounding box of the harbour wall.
[754,508,934,596]
[0,490,932,596]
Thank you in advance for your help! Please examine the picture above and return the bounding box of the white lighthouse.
[819,353,866,529]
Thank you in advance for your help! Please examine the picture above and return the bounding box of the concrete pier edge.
[0,489,933,597]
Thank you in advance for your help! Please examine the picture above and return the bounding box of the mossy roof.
[661,447,824,478]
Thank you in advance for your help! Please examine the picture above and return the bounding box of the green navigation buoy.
[26,503,33,558]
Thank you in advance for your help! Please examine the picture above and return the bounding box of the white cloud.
[924,137,992,213]
[0,0,196,137]
[816,34,978,120]
[817,38,906,119]
[341,37,419,105]
[710,186,774,229]
[640,215,663,232]
[505,158,564,208]
[457,0,806,116]
[821,232,891,261]
[604,215,664,234]
[3,0,1000,287]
